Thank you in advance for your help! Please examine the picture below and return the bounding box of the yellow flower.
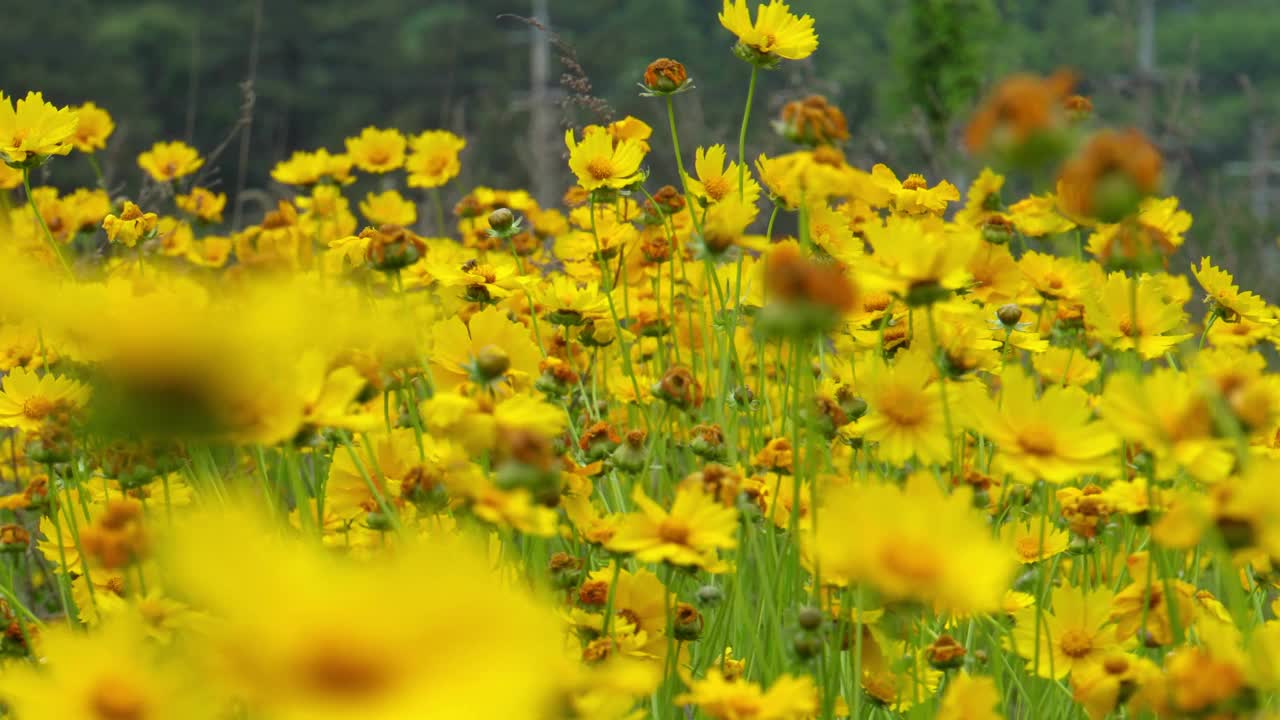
[965,366,1117,483]
[429,305,540,395]
[718,0,819,62]
[0,615,218,720]
[870,164,960,215]
[1193,256,1275,325]
[0,367,89,431]
[1033,346,1100,387]
[1001,521,1071,564]
[1012,585,1118,678]
[1070,651,1162,720]
[860,215,978,303]
[608,485,737,570]
[345,126,407,173]
[137,140,204,182]
[684,144,760,205]
[359,189,417,227]
[810,476,1014,613]
[0,91,78,165]
[937,673,1002,720]
[676,671,817,720]
[1009,192,1076,237]
[102,201,160,247]
[1109,553,1196,646]
[70,101,115,153]
[175,187,227,223]
[1084,272,1193,358]
[955,167,1006,227]
[538,274,612,326]
[607,116,653,153]
[1087,196,1190,264]
[565,127,644,192]
[406,130,466,188]
[847,349,950,465]
[271,148,354,186]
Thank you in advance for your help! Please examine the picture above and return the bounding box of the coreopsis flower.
[860,215,978,305]
[1033,346,1101,387]
[271,148,354,186]
[965,367,1117,483]
[810,476,1014,613]
[606,116,653,153]
[359,189,417,227]
[1011,585,1119,679]
[955,167,1007,228]
[1009,191,1077,237]
[102,201,160,247]
[719,0,819,66]
[775,95,848,147]
[1059,129,1163,223]
[1001,521,1071,564]
[757,241,856,336]
[697,194,760,256]
[69,101,115,153]
[538,275,611,326]
[0,615,218,720]
[345,126,407,174]
[429,305,540,395]
[684,145,760,206]
[964,70,1075,157]
[0,367,89,432]
[869,164,960,215]
[137,140,204,182]
[569,564,669,640]
[0,161,20,189]
[1109,553,1196,646]
[846,349,950,464]
[565,127,644,192]
[1071,652,1162,720]
[175,187,227,223]
[1087,196,1190,265]
[1084,272,1193,359]
[607,485,737,570]
[1193,256,1276,325]
[675,671,817,720]
[0,91,78,166]
[936,673,1002,720]
[405,130,465,188]
[641,58,691,95]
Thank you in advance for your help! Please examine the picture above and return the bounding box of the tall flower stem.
[665,96,704,238]
[736,65,759,201]
[22,167,73,277]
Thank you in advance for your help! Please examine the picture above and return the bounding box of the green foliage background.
[6,0,1279,273]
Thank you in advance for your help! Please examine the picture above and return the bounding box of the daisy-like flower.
[359,189,417,227]
[345,126,407,174]
[565,126,644,192]
[718,0,819,64]
[0,367,90,432]
[860,215,978,305]
[69,101,115,153]
[137,140,204,183]
[684,145,760,206]
[0,91,78,165]
[271,148,354,186]
[937,673,1002,720]
[1001,521,1071,564]
[676,671,817,720]
[538,275,611,327]
[406,130,466,188]
[966,366,1117,483]
[847,349,950,465]
[1012,585,1119,679]
[1033,346,1101,387]
[607,485,737,570]
[1192,256,1276,325]
[102,201,159,247]
[870,164,960,216]
[1087,196,1190,265]
[1084,272,1193,359]
[175,187,227,224]
[429,305,540,395]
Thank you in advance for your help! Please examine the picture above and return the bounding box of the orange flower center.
[89,677,147,720]
[703,175,731,202]
[22,396,54,421]
[902,174,928,191]
[1016,426,1057,457]
[877,387,928,428]
[657,518,692,546]
[1015,535,1044,560]
[587,156,615,181]
[879,541,942,585]
[1059,628,1094,658]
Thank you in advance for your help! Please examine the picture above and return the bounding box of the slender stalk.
[22,167,73,277]
[736,66,759,201]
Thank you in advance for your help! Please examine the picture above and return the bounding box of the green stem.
[664,96,704,237]
[736,65,759,201]
[22,167,73,277]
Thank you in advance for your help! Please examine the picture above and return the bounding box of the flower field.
[2,1,1280,718]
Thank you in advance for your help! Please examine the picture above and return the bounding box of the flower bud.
[643,58,690,94]
[996,304,1024,328]
[673,602,704,641]
[579,421,621,462]
[610,430,648,474]
[488,207,516,234]
[689,424,726,461]
[695,584,724,607]
[0,524,29,554]
[926,635,967,670]
[549,552,584,590]
[471,344,511,382]
[797,606,824,631]
[792,631,822,659]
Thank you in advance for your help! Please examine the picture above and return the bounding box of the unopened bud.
[996,304,1023,328]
